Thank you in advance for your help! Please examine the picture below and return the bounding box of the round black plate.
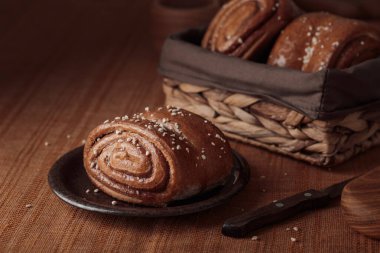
[48,146,250,217]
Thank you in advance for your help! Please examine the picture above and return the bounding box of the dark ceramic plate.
[48,146,250,217]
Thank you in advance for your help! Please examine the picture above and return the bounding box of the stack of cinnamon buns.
[202,0,380,72]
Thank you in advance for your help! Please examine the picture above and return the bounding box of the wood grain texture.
[342,167,380,240]
[1,0,380,252]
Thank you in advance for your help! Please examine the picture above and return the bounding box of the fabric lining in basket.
[159,29,380,120]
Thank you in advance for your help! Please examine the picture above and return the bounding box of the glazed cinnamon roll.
[202,0,302,60]
[83,106,233,206]
[268,12,380,72]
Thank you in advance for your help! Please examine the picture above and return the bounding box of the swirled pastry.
[202,0,302,60]
[268,12,380,72]
[83,106,233,206]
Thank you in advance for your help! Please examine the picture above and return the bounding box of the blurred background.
[1,0,379,93]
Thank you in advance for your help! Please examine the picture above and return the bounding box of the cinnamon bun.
[83,106,233,206]
[268,12,380,72]
[202,0,302,60]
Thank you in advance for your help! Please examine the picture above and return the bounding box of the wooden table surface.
[1,1,380,252]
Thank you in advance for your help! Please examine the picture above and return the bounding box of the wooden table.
[1,1,380,252]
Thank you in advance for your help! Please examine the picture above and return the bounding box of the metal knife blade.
[322,177,355,199]
[222,177,356,238]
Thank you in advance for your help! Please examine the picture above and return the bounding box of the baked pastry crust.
[268,12,380,72]
[202,0,302,60]
[83,106,233,206]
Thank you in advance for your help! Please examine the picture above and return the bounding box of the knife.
[222,177,355,238]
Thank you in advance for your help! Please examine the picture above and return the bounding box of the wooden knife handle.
[222,189,331,238]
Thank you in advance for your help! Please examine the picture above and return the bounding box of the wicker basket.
[160,30,380,166]
[163,78,380,166]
